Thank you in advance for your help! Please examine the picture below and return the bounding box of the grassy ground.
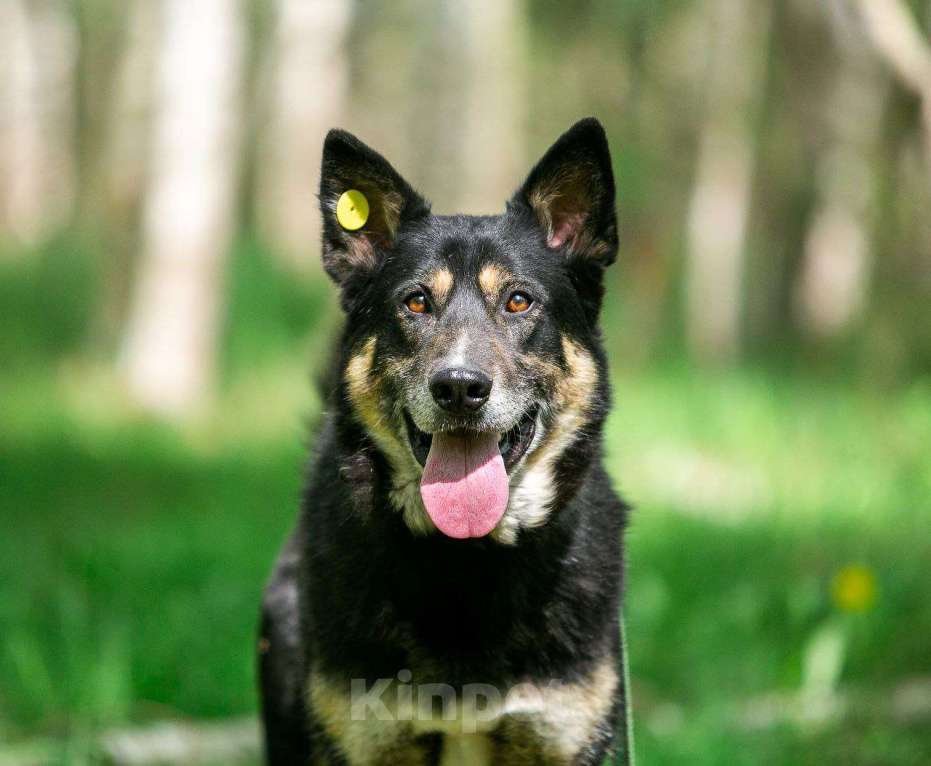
[1,244,930,763]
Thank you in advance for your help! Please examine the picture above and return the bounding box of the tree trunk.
[794,1,888,338]
[121,0,244,418]
[0,0,77,247]
[684,0,772,363]
[102,0,161,221]
[854,0,931,174]
[91,0,161,351]
[457,0,528,215]
[253,0,351,270]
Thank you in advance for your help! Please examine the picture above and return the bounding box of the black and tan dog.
[259,118,630,765]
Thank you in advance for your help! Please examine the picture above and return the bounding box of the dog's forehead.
[397,214,527,277]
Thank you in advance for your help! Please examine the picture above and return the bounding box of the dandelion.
[831,564,877,613]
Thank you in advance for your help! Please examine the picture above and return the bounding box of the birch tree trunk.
[794,1,888,337]
[0,0,77,247]
[854,0,931,176]
[103,0,161,221]
[346,3,419,192]
[398,1,469,212]
[253,0,351,270]
[90,0,161,350]
[684,0,772,363]
[457,0,528,215]
[121,0,244,418]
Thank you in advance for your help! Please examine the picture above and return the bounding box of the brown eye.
[404,291,429,314]
[505,292,532,314]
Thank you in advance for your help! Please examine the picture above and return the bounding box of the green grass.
[0,387,306,733]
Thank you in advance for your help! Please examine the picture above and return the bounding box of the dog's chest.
[309,658,617,765]
[435,734,493,765]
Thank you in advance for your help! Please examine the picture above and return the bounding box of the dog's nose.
[429,368,492,415]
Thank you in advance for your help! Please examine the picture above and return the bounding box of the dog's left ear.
[511,118,618,268]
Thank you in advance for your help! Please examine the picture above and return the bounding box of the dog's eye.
[404,291,430,314]
[505,292,533,314]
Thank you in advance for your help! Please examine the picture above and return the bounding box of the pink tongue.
[420,432,509,539]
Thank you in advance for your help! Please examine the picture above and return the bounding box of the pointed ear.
[511,118,618,266]
[319,129,429,285]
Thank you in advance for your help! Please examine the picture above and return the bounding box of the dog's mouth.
[403,407,538,540]
[403,407,537,472]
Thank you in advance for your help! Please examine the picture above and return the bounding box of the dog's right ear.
[319,130,429,286]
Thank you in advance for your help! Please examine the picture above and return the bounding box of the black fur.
[259,118,629,765]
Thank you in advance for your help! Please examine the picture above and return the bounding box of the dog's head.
[321,118,617,544]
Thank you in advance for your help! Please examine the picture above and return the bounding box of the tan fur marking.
[495,336,598,543]
[310,656,617,765]
[310,672,434,765]
[527,336,597,472]
[525,656,618,761]
[344,338,435,535]
[519,353,563,386]
[345,338,394,446]
[309,671,349,743]
[558,337,599,410]
[380,190,405,238]
[527,186,556,241]
[478,264,509,301]
[427,268,454,303]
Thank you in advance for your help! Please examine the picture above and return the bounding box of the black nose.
[429,368,492,415]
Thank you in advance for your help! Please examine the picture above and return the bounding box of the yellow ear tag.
[336,189,369,231]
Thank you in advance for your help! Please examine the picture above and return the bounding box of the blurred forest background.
[1,0,931,764]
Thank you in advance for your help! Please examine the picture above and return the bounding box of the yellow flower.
[831,564,877,613]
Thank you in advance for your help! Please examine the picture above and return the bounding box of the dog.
[259,118,630,765]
